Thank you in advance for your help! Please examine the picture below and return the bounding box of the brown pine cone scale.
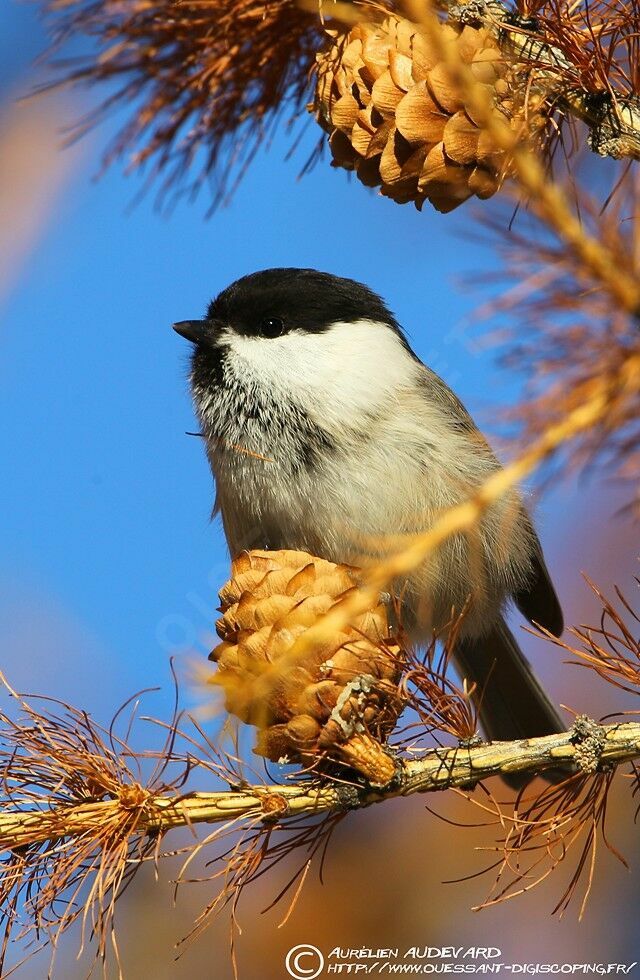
[314,15,549,212]
[209,550,404,786]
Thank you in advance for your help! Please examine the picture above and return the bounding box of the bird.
[173,267,564,755]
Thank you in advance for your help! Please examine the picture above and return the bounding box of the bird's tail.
[454,617,566,785]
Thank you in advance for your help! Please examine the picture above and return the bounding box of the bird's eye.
[259,316,285,339]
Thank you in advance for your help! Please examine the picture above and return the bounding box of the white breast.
[194,318,535,639]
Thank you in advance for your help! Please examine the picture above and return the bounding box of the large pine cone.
[314,14,549,212]
[210,549,404,786]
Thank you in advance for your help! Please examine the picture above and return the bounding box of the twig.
[446,0,640,162]
[2,719,639,849]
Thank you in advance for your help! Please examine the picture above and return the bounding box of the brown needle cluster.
[41,0,323,205]
[0,677,163,973]
[36,0,640,207]
[466,580,640,917]
[521,0,640,160]
[398,605,479,743]
[465,580,640,917]
[479,194,640,511]
[548,578,640,698]
[467,766,624,920]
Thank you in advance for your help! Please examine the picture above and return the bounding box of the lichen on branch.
[3,717,640,849]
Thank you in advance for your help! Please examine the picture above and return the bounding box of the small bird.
[174,268,564,750]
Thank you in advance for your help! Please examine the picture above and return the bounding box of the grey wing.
[514,511,564,637]
[421,366,564,636]
[419,366,478,433]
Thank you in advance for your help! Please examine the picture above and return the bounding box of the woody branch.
[2,718,639,851]
[440,0,640,161]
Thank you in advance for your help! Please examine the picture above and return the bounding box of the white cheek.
[219,319,419,420]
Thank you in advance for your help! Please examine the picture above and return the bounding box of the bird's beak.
[173,319,209,345]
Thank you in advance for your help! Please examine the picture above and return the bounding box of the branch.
[445,0,640,162]
[2,718,638,850]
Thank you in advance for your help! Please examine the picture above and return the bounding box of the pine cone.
[210,549,404,786]
[313,14,549,212]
